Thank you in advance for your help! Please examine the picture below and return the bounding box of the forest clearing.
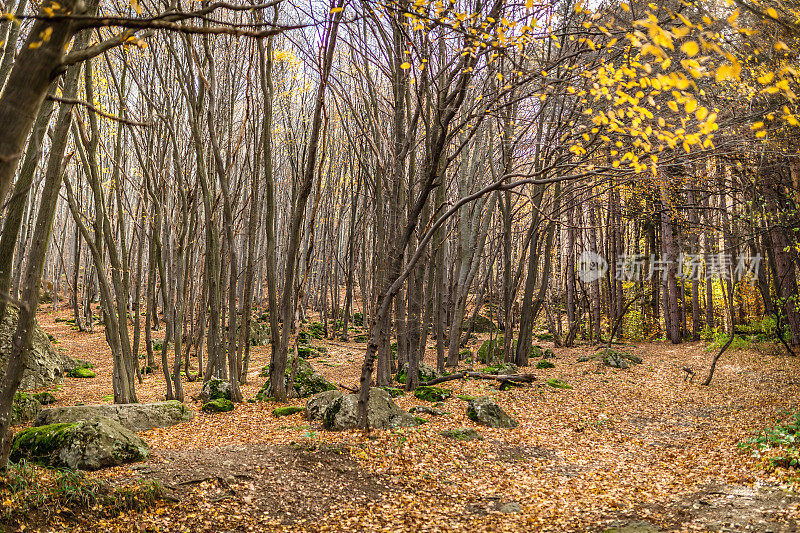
[1,0,800,531]
[2,307,799,532]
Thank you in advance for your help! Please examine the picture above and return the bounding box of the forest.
[0,0,799,530]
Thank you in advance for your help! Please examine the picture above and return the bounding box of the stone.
[536,360,555,369]
[482,362,518,375]
[546,378,573,390]
[498,502,522,514]
[256,358,336,400]
[409,406,448,416]
[67,366,95,378]
[11,392,42,425]
[201,379,231,402]
[467,315,497,333]
[577,348,642,369]
[10,417,150,470]
[0,305,78,390]
[273,406,304,417]
[305,390,343,421]
[202,399,235,413]
[32,392,56,405]
[414,386,451,402]
[381,387,404,398]
[395,363,438,385]
[466,396,518,428]
[440,428,482,441]
[34,400,193,432]
[322,388,419,431]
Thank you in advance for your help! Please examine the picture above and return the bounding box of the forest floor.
[10,307,800,532]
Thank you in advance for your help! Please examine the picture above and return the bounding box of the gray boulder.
[200,379,232,402]
[0,305,77,389]
[466,396,518,428]
[306,390,343,421]
[10,417,150,470]
[322,388,419,431]
[34,400,193,433]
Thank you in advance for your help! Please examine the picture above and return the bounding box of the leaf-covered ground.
[14,308,800,532]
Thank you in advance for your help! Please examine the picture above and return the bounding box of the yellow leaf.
[330,6,343,13]
[757,72,774,84]
[400,62,411,70]
[680,41,699,57]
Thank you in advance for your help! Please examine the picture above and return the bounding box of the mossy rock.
[481,362,518,375]
[10,418,149,470]
[530,345,544,358]
[542,348,555,359]
[67,366,96,378]
[381,387,405,398]
[353,334,368,343]
[546,378,573,390]
[32,392,56,405]
[536,360,555,369]
[201,378,231,402]
[256,357,336,400]
[12,392,42,425]
[273,406,304,417]
[440,428,482,441]
[456,394,476,401]
[466,397,518,428]
[352,312,364,327]
[578,348,642,369]
[413,416,428,425]
[414,386,451,402]
[469,315,497,333]
[202,399,235,413]
[395,363,438,385]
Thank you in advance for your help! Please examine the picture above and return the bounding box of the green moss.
[10,423,79,466]
[414,386,451,402]
[381,387,404,398]
[456,394,476,401]
[482,362,518,375]
[32,392,56,405]
[413,416,427,425]
[273,406,304,417]
[440,428,482,441]
[67,367,96,378]
[256,357,336,400]
[352,312,364,327]
[353,334,368,343]
[201,399,235,413]
[546,378,573,390]
[536,360,555,369]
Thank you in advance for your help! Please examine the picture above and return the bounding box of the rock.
[395,363,438,385]
[381,386,404,398]
[34,400,193,432]
[247,320,270,346]
[467,315,497,333]
[466,396,518,428]
[306,390,343,421]
[414,386,451,402]
[67,366,96,378]
[577,348,642,369]
[201,379,231,402]
[440,428,482,441]
[482,362,518,375]
[542,348,555,359]
[546,378,573,390]
[256,358,336,400]
[322,388,419,431]
[498,502,522,514]
[10,417,150,470]
[273,406,304,417]
[32,392,56,405]
[202,399,235,413]
[410,406,448,416]
[11,392,42,425]
[0,305,77,390]
[477,338,504,364]
[536,360,555,369]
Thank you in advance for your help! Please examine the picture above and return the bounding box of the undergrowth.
[738,412,800,478]
[0,460,162,527]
